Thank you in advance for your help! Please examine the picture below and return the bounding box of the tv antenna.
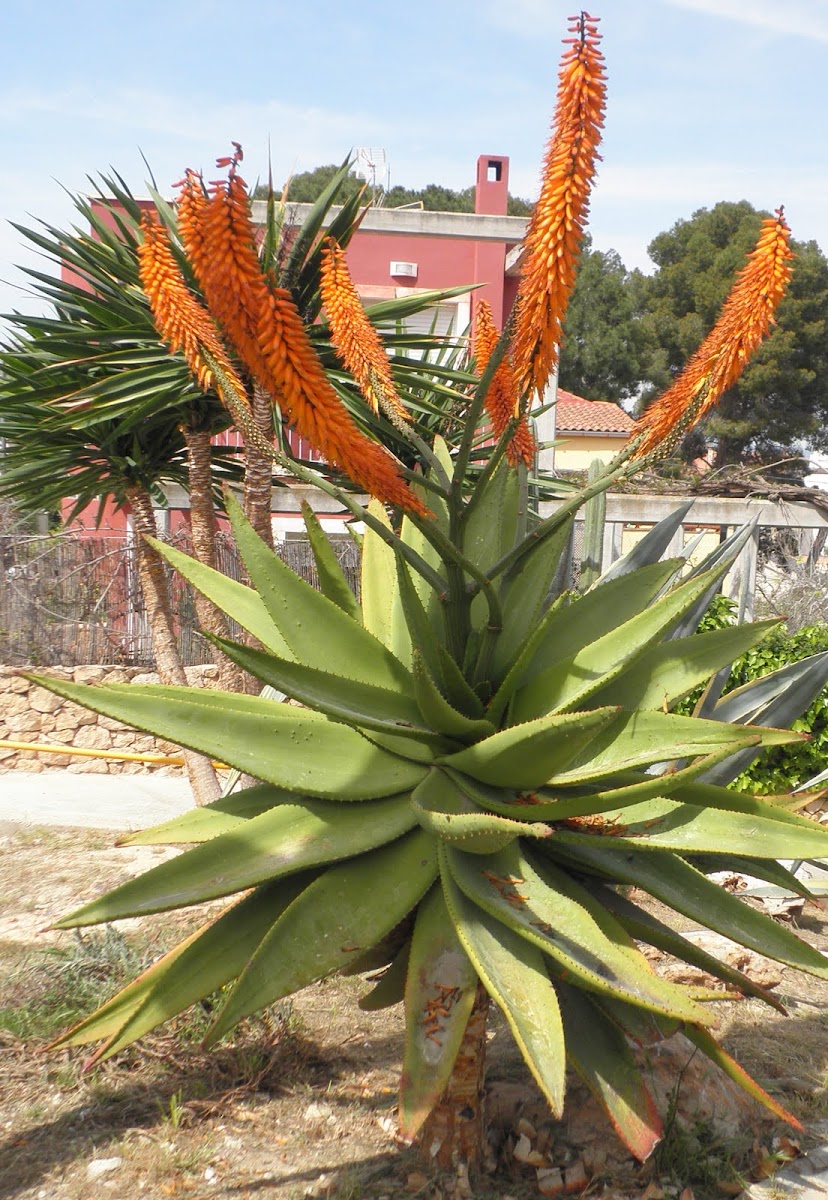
[354,148,389,200]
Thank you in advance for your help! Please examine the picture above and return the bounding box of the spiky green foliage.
[33,461,828,1161]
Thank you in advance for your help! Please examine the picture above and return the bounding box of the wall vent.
[390,261,418,278]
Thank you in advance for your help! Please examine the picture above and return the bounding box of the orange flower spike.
[512,12,606,401]
[137,213,250,404]
[320,238,411,427]
[474,300,535,468]
[632,210,794,458]
[258,284,428,515]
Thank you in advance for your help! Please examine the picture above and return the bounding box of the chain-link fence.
[0,531,360,668]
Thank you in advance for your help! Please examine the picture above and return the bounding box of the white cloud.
[662,0,828,43]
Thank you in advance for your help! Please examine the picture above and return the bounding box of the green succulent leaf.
[556,983,663,1162]
[513,566,742,720]
[683,1025,802,1129]
[146,536,292,656]
[56,875,315,1062]
[555,795,828,858]
[596,501,694,583]
[56,794,418,926]
[359,940,412,1011]
[551,841,828,978]
[120,783,296,845]
[300,501,361,621]
[445,843,709,1023]
[226,490,410,689]
[361,498,413,668]
[441,854,566,1118]
[399,885,479,1136]
[207,635,445,746]
[205,828,438,1043]
[596,887,786,1012]
[412,652,496,742]
[548,710,797,785]
[29,677,428,799]
[412,768,550,853]
[588,620,780,712]
[437,707,620,789]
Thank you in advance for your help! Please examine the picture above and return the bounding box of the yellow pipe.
[0,739,229,769]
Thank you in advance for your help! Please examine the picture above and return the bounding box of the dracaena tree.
[29,10,828,1184]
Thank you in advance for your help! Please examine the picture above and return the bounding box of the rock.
[86,1157,123,1181]
[28,687,63,714]
[72,666,107,684]
[73,724,112,750]
[537,1166,565,1196]
[0,694,29,717]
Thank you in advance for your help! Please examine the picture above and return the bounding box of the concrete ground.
[0,771,193,830]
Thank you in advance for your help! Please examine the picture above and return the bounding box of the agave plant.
[27,8,828,1178]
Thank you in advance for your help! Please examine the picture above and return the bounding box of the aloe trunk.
[418,984,490,1171]
[242,386,275,550]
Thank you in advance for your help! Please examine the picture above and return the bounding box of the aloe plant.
[26,8,826,1180]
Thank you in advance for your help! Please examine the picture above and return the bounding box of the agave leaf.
[435,643,487,718]
[412,768,550,853]
[588,621,780,712]
[549,710,798,786]
[412,653,495,742]
[226,490,409,689]
[31,678,428,799]
[441,855,566,1118]
[445,843,709,1023]
[555,796,828,858]
[398,885,478,1136]
[668,779,827,830]
[361,498,412,668]
[56,794,418,927]
[596,501,695,584]
[513,559,684,696]
[513,565,741,721]
[205,829,438,1043]
[300,501,360,621]
[396,561,447,683]
[555,983,663,1161]
[120,783,295,845]
[596,887,786,1012]
[207,635,445,745]
[551,842,828,978]
[359,940,412,1011]
[63,876,315,1063]
[437,707,620,790]
[702,651,828,786]
[683,1025,802,1129]
[667,522,758,641]
[146,537,292,656]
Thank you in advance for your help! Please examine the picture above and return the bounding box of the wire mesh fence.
[0,531,360,668]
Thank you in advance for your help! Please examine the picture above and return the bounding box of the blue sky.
[1,0,826,315]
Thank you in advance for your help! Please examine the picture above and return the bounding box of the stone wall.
[0,665,220,774]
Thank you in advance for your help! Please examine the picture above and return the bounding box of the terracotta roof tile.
[556,389,635,434]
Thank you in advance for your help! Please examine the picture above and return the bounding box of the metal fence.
[0,531,360,668]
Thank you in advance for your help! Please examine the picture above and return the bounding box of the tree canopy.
[256,163,533,215]
[557,235,650,404]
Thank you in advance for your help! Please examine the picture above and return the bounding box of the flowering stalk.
[631,209,795,458]
[474,301,535,468]
[172,150,426,516]
[321,238,412,430]
[511,11,606,402]
[137,214,251,417]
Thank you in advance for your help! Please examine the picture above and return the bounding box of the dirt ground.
[3,825,828,1200]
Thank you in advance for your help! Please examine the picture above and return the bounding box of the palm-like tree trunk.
[183,426,244,693]
[418,983,490,1173]
[126,484,220,806]
[243,386,275,550]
